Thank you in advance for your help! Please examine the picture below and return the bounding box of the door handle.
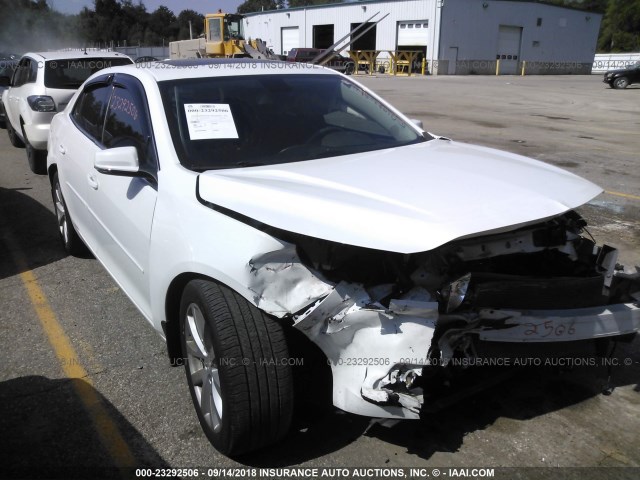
[58,144,66,155]
[87,173,99,190]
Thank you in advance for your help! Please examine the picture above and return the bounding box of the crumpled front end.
[244,211,640,419]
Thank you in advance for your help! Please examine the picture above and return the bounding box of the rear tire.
[344,63,355,75]
[23,126,47,174]
[7,120,24,148]
[0,103,6,129]
[179,280,293,456]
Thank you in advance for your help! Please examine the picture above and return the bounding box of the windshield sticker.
[184,103,239,140]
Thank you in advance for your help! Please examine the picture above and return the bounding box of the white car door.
[55,77,114,251]
[83,74,159,318]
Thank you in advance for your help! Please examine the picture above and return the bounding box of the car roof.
[23,50,132,61]
[116,58,337,83]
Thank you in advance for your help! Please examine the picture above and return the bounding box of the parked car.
[1,51,133,173]
[0,59,18,128]
[603,61,640,89]
[47,59,640,456]
[135,56,159,63]
[286,47,355,74]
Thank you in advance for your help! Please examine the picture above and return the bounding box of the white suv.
[1,50,132,173]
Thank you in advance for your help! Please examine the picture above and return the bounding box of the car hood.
[197,140,602,254]
[604,68,632,75]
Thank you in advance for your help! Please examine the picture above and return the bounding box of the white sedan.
[47,59,640,456]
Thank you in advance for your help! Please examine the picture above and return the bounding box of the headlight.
[27,95,56,112]
[441,273,471,313]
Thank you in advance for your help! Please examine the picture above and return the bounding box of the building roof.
[242,0,604,17]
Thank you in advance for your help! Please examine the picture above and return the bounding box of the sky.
[47,0,245,16]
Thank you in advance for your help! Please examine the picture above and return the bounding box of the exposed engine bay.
[246,210,640,418]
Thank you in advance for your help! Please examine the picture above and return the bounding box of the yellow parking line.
[605,190,640,201]
[8,236,136,469]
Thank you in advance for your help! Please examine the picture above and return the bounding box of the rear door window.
[71,79,113,143]
[12,58,33,87]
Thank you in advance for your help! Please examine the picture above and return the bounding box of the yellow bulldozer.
[169,12,278,60]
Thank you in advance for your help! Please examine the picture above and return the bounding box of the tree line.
[0,0,204,51]
[0,0,638,53]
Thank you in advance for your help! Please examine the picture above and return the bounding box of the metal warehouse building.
[243,0,602,74]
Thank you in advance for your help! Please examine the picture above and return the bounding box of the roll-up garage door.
[281,27,299,55]
[397,21,428,47]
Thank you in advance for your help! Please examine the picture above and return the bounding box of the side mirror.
[94,147,140,175]
[0,76,11,87]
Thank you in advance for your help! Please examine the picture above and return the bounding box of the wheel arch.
[19,116,26,138]
[163,271,232,364]
[48,163,57,184]
[161,269,330,367]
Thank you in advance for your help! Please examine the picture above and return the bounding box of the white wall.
[243,0,440,64]
[592,53,640,73]
[244,0,602,75]
[439,0,602,74]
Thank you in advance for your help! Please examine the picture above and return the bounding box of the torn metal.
[245,211,640,419]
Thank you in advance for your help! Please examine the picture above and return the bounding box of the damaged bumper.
[476,302,640,343]
[289,281,640,419]
[294,283,437,419]
[244,218,640,420]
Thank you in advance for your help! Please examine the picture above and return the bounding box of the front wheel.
[613,77,629,89]
[179,280,293,456]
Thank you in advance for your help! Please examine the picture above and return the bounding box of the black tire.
[344,62,355,75]
[23,127,47,174]
[7,119,24,148]
[51,172,86,255]
[613,77,629,89]
[179,280,293,456]
[0,103,6,129]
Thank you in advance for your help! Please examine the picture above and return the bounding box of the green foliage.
[177,10,205,40]
[598,0,640,51]
[538,0,607,12]
[0,0,208,49]
[0,0,81,52]
[237,0,280,15]
[537,0,638,52]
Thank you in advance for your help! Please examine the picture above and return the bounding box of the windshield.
[224,16,243,40]
[159,74,429,171]
[44,57,133,89]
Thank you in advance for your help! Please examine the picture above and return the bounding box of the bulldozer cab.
[206,13,245,43]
